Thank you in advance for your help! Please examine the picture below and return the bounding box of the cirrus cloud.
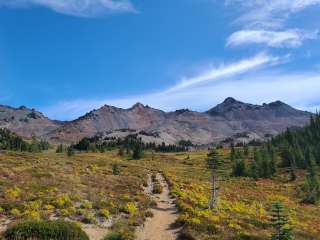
[43,52,291,120]
[225,0,320,49]
[0,0,137,17]
[227,29,319,48]
[226,0,320,29]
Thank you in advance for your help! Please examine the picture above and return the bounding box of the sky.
[0,0,320,120]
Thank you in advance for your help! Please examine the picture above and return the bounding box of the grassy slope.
[0,149,319,239]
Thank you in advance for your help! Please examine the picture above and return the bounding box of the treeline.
[272,114,320,169]
[70,134,187,154]
[0,128,49,152]
[271,114,320,203]
[231,144,276,179]
[231,114,320,204]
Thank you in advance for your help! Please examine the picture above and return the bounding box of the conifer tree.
[289,164,296,182]
[67,146,75,157]
[230,144,236,161]
[132,145,143,159]
[302,148,320,204]
[244,144,249,156]
[118,147,124,157]
[56,144,64,153]
[232,159,247,177]
[250,149,261,180]
[270,202,293,240]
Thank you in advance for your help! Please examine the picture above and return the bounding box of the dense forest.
[0,128,49,152]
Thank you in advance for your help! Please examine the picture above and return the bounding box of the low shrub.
[54,195,72,208]
[99,209,110,219]
[10,208,21,218]
[178,228,197,240]
[103,220,135,240]
[3,220,89,240]
[81,213,97,224]
[122,202,137,215]
[81,201,93,209]
[103,232,125,240]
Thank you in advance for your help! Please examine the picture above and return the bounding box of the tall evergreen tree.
[230,144,236,161]
[132,145,143,159]
[270,202,293,240]
[232,159,247,177]
[56,144,64,153]
[302,148,320,204]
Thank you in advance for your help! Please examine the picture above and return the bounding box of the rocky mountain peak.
[222,97,241,105]
[207,98,252,116]
[268,100,288,108]
[131,102,147,109]
[0,98,311,145]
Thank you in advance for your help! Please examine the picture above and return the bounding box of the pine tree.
[250,149,261,180]
[302,148,320,204]
[281,147,295,168]
[67,146,75,157]
[118,147,124,157]
[232,159,247,177]
[244,144,249,156]
[230,144,236,161]
[270,202,293,240]
[56,144,64,153]
[289,165,296,182]
[132,145,143,159]
[208,148,222,168]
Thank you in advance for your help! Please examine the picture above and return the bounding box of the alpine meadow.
[0,1,320,240]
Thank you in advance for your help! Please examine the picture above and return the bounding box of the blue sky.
[0,0,320,120]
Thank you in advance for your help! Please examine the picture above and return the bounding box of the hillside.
[0,149,318,239]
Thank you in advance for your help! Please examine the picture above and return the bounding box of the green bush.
[103,232,124,240]
[103,220,135,240]
[3,220,89,240]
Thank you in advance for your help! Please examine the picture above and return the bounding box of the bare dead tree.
[207,149,219,209]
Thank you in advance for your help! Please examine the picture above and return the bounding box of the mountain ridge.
[0,98,312,145]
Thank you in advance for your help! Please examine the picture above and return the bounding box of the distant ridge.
[0,104,63,138]
[0,98,311,145]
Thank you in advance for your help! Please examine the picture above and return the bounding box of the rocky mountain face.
[0,105,62,138]
[0,98,312,145]
[47,103,167,143]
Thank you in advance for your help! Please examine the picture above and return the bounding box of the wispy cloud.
[226,0,320,29]
[0,0,137,17]
[43,53,294,120]
[43,68,320,120]
[166,52,282,92]
[225,0,320,49]
[227,29,319,48]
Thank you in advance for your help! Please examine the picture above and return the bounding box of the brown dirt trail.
[136,173,180,240]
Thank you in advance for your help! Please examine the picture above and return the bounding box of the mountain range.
[0,98,311,145]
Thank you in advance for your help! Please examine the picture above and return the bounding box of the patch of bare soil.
[82,224,109,240]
